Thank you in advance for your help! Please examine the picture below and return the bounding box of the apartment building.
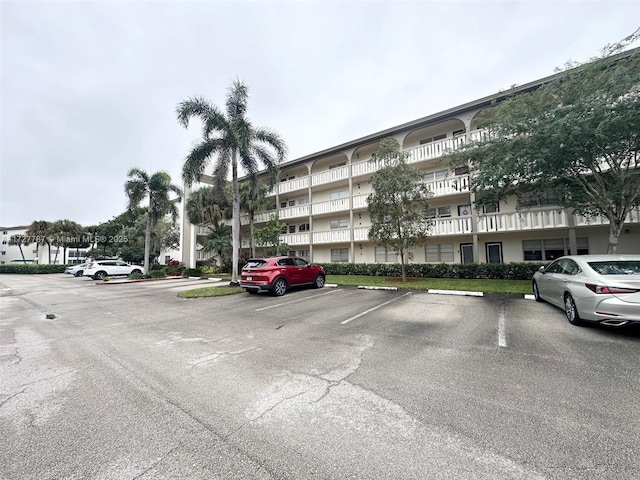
[167,73,640,268]
[0,226,88,265]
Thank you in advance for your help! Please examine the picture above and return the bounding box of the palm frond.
[176,96,218,129]
[182,138,222,186]
[226,78,249,120]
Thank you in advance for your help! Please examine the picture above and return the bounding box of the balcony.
[279,204,310,220]
[280,232,310,246]
[311,198,350,215]
[425,175,470,196]
[573,206,640,227]
[312,229,351,244]
[311,165,349,187]
[430,217,474,236]
[477,209,568,233]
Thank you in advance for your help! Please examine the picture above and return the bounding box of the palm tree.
[125,168,182,274]
[8,235,29,262]
[51,219,83,264]
[177,79,286,285]
[186,185,231,228]
[202,224,232,268]
[240,180,272,258]
[26,220,52,263]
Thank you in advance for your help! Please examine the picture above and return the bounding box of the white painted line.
[524,294,535,300]
[255,289,340,312]
[358,286,398,291]
[325,284,338,288]
[498,303,507,348]
[341,292,412,325]
[428,289,483,297]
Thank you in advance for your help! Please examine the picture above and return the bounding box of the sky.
[1,0,638,228]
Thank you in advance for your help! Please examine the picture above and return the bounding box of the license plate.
[246,276,252,281]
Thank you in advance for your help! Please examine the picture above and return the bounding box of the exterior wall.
[0,226,70,264]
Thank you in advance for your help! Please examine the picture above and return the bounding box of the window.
[1,251,5,255]
[423,170,448,182]
[329,161,346,169]
[453,128,466,136]
[483,203,499,214]
[454,165,469,175]
[1,240,6,245]
[288,200,296,207]
[280,202,287,208]
[425,243,454,263]
[298,197,309,205]
[288,225,296,233]
[523,237,589,261]
[426,206,451,218]
[331,248,349,262]
[458,205,471,216]
[375,247,397,263]
[520,193,561,208]
[299,223,310,231]
[165,256,171,264]
[330,219,348,229]
[289,250,297,257]
[330,190,348,200]
[298,250,310,260]
[277,258,295,266]
[419,133,446,144]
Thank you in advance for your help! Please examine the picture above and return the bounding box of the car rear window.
[244,260,267,268]
[588,261,640,275]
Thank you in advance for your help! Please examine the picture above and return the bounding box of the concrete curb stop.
[357,286,398,291]
[428,289,483,297]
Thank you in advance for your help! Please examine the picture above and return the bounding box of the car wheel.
[246,289,257,294]
[94,271,107,280]
[131,269,142,275]
[271,278,287,297]
[532,281,542,302]
[314,274,325,289]
[564,293,584,326]
[75,271,83,277]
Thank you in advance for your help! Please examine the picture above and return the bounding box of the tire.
[271,278,287,297]
[532,281,542,302]
[131,269,142,275]
[75,271,83,277]
[564,293,584,326]
[314,274,325,289]
[246,289,257,294]
[94,271,107,280]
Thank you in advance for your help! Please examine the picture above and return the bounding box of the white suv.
[83,260,144,280]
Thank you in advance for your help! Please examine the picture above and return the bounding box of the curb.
[427,289,483,297]
[94,277,223,285]
[358,286,398,291]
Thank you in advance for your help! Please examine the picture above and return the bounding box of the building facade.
[166,74,640,268]
[0,226,88,265]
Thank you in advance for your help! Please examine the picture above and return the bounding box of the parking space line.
[341,292,412,325]
[255,289,341,312]
[498,303,507,347]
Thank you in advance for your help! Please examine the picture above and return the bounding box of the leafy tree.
[449,32,640,253]
[202,224,232,269]
[125,168,182,274]
[367,138,433,280]
[177,79,286,285]
[8,235,29,262]
[50,219,83,264]
[240,179,272,258]
[26,220,52,263]
[254,214,290,256]
[185,184,231,227]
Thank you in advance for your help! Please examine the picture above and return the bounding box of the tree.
[125,169,182,274]
[240,179,272,258]
[202,224,232,269]
[254,214,290,256]
[449,32,640,253]
[26,220,52,263]
[367,138,433,281]
[185,185,231,227]
[177,79,287,286]
[50,219,83,264]
[8,235,29,262]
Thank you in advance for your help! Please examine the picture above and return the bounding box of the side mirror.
[538,266,546,273]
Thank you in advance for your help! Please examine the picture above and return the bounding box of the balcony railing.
[477,209,569,233]
[279,204,310,220]
[312,229,351,244]
[311,165,349,187]
[430,217,474,236]
[425,175,470,196]
[573,206,640,227]
[311,198,350,215]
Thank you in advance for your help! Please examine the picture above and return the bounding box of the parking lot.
[1,273,639,479]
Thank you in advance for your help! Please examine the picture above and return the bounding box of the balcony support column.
[470,185,479,263]
[566,208,577,255]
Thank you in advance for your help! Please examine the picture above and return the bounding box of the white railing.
[573,207,640,227]
[405,136,468,164]
[280,232,310,246]
[430,217,474,236]
[425,175,470,196]
[351,158,378,178]
[353,227,370,241]
[279,205,310,220]
[278,176,309,195]
[311,165,350,187]
[312,229,351,244]
[239,210,275,226]
[352,194,369,209]
[311,198,350,215]
[477,209,568,233]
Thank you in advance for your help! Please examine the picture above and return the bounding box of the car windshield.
[587,261,640,275]
[244,260,267,268]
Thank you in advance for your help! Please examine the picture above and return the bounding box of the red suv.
[240,256,325,296]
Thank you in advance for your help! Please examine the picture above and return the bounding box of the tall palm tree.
[186,185,231,228]
[26,220,52,263]
[51,219,83,264]
[124,168,182,274]
[177,79,286,285]
[240,179,271,258]
[8,235,29,262]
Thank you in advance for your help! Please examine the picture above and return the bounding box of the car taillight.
[585,284,639,294]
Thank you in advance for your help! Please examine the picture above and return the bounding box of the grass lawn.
[178,275,532,298]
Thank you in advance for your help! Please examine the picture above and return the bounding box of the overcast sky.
[1,0,638,228]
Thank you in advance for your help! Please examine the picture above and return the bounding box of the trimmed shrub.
[182,268,202,278]
[129,272,145,280]
[0,264,66,274]
[150,263,164,271]
[149,270,167,278]
[201,265,219,275]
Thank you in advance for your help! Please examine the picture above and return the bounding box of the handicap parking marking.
[341,291,412,325]
[498,302,507,347]
[255,289,342,312]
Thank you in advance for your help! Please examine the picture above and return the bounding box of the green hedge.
[317,262,544,280]
[182,268,202,278]
[149,270,167,278]
[0,264,67,274]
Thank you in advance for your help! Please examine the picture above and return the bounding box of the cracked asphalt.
[1,273,639,479]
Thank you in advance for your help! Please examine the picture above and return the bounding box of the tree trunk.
[144,198,152,274]
[18,244,26,262]
[250,216,256,258]
[400,250,406,281]
[231,152,240,286]
[607,218,625,254]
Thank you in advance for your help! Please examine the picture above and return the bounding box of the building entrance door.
[461,244,474,264]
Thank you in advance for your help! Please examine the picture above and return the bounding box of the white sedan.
[532,254,640,327]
